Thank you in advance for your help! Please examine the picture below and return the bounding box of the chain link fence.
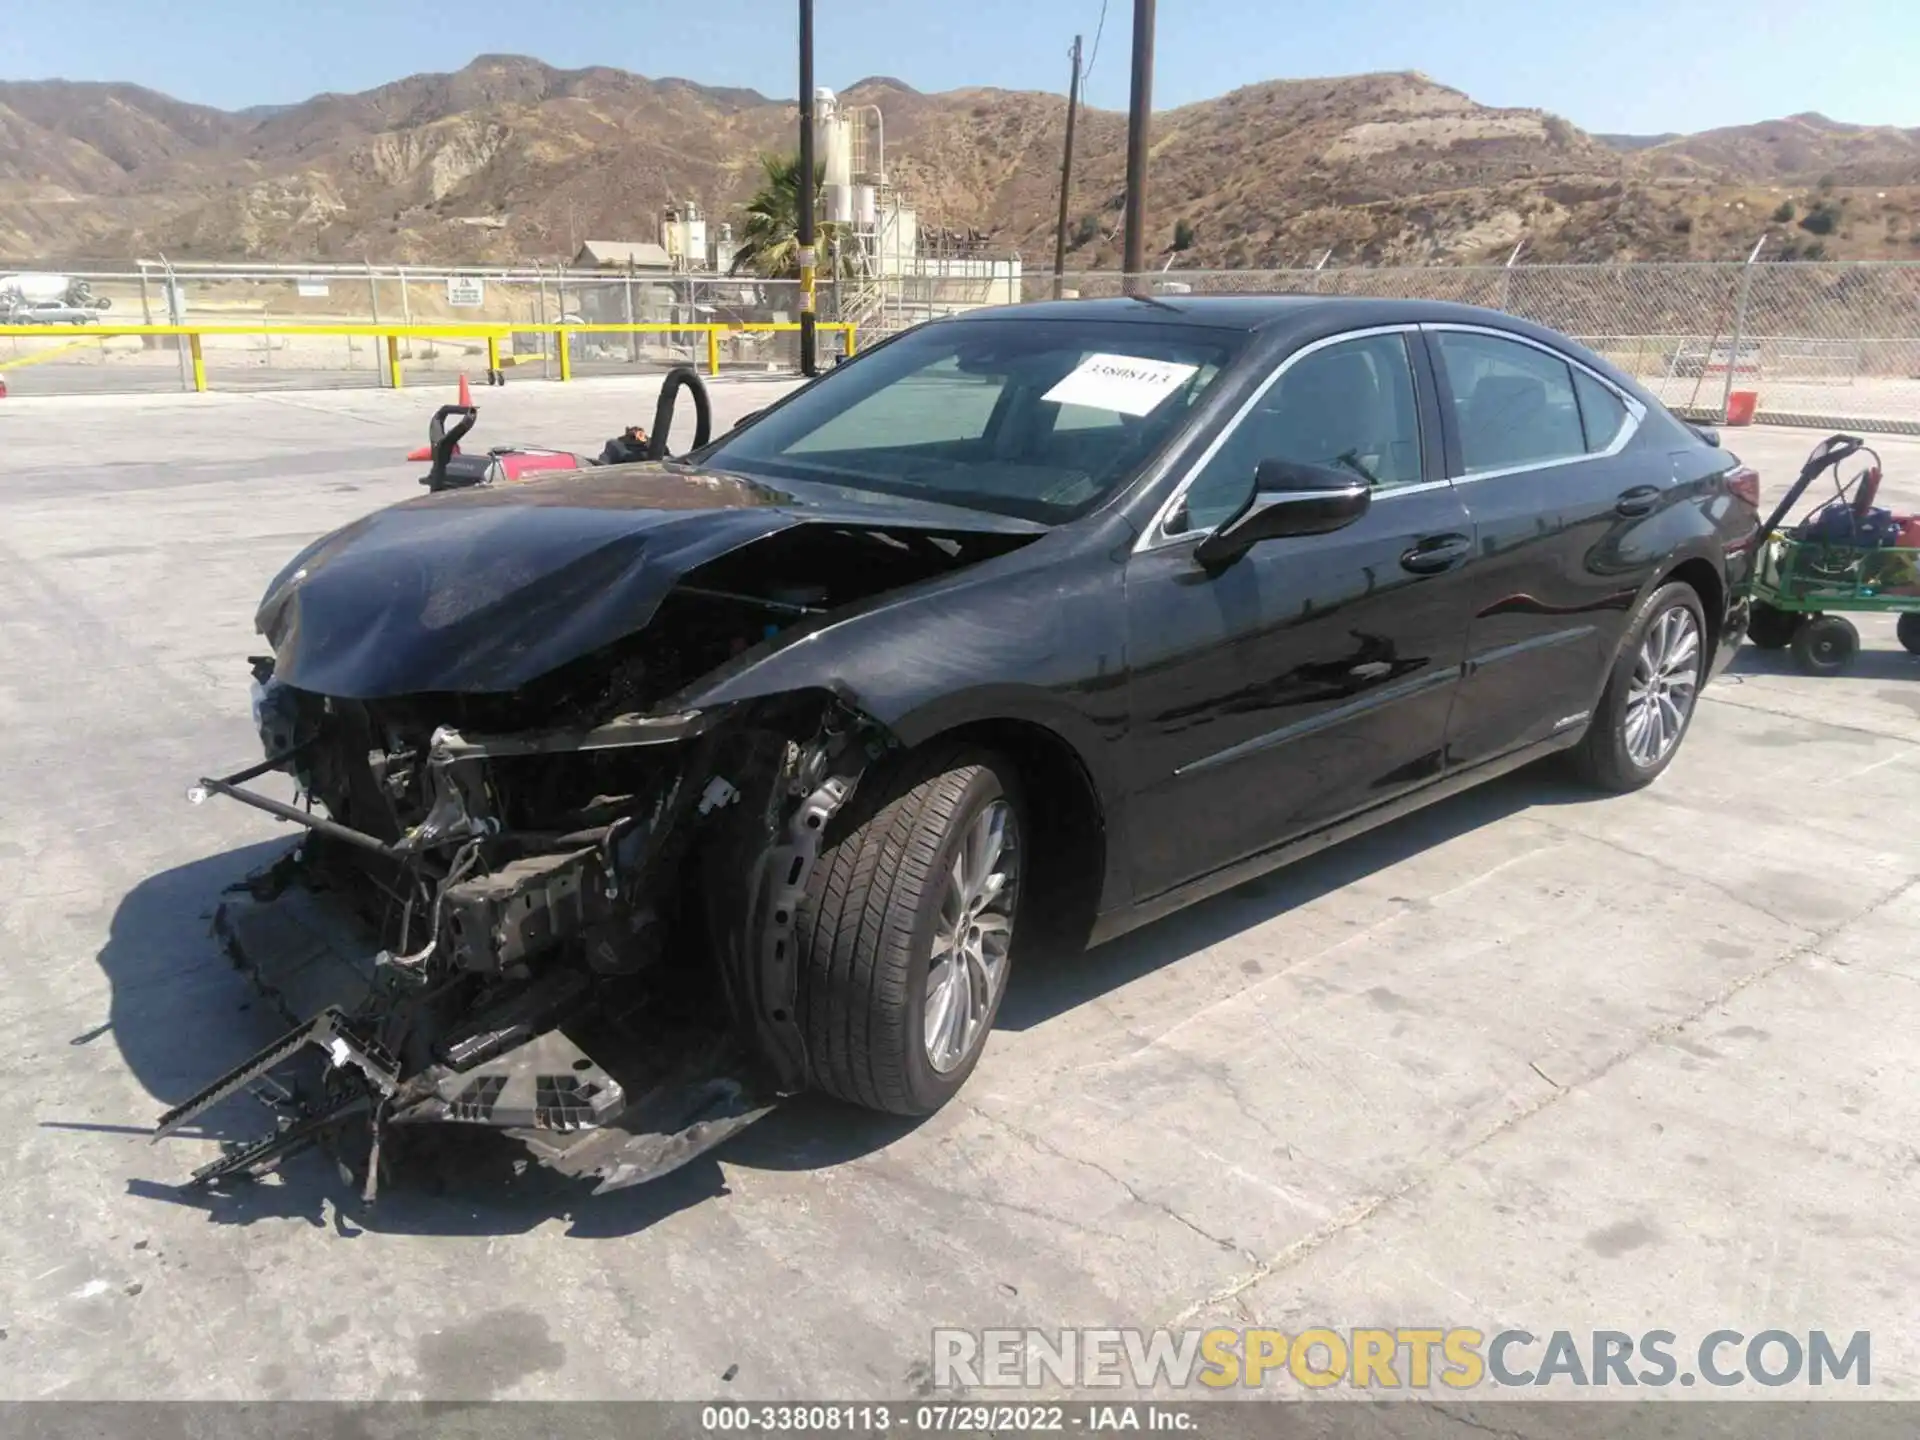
[7,258,1919,430]
[0,263,813,394]
[1021,263,1920,432]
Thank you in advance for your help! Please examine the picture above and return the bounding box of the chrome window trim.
[1420,322,1646,482]
[1362,477,1453,498]
[1134,324,1425,554]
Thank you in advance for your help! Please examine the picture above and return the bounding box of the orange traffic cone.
[458,373,473,407]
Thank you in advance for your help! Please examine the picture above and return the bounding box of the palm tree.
[730,153,853,279]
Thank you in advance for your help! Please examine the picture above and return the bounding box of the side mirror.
[1193,459,1371,568]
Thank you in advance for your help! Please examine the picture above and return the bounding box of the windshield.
[695,318,1245,523]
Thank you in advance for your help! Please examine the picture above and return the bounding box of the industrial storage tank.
[816,88,857,226]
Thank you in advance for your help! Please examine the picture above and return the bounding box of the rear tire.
[1746,602,1802,650]
[1897,612,1920,655]
[1791,614,1859,675]
[1570,582,1706,793]
[796,750,1023,1116]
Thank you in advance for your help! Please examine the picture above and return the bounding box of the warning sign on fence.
[446,277,486,308]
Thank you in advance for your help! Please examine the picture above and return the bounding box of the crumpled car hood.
[257,462,1044,698]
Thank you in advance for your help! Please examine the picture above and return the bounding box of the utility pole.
[1120,0,1156,293]
[797,0,818,376]
[1051,33,1083,301]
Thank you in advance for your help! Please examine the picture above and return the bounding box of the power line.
[1081,0,1109,85]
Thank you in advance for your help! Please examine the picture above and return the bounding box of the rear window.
[1573,369,1630,453]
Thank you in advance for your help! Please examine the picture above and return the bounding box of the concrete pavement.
[1,382,1916,1406]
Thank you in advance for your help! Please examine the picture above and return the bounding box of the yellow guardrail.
[0,321,857,392]
[0,335,100,371]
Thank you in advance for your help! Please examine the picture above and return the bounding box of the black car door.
[1422,325,1667,769]
[1123,327,1479,899]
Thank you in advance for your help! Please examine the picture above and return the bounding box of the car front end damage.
[157,467,1045,1197]
[166,682,881,1198]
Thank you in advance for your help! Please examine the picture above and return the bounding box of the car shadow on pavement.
[1725,645,1920,681]
[88,838,927,1239]
[87,839,294,1129]
[92,759,1593,1239]
[116,1094,923,1242]
[998,759,1595,1034]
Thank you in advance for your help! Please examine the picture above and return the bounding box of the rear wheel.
[1571,582,1706,793]
[796,750,1023,1116]
[1897,612,1920,655]
[1746,602,1803,650]
[1791,614,1859,675]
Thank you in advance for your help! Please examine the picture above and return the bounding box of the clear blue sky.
[4,0,1916,134]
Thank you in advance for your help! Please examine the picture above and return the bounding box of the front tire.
[796,751,1023,1116]
[1896,612,1920,655]
[1571,582,1707,793]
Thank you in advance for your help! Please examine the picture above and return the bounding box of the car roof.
[947,294,1522,333]
[938,292,1658,412]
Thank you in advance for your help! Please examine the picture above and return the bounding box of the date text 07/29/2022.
[700,1404,1196,1432]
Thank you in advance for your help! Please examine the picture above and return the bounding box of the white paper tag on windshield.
[1043,353,1200,416]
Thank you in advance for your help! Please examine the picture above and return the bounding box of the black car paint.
[265,296,1754,952]
[1121,331,1473,895]
[686,300,1752,933]
[258,465,1045,697]
[1439,389,1746,767]
[1122,475,1481,896]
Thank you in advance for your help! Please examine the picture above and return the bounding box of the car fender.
[877,681,1118,794]
[680,570,1129,814]
[1584,536,1728,707]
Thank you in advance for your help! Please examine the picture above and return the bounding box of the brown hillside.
[1621,113,1920,186]
[3,56,1917,267]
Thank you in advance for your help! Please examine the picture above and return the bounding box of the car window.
[1171,332,1424,535]
[1050,401,1128,433]
[1572,368,1629,454]
[699,320,1242,524]
[1435,331,1586,475]
[786,354,1000,453]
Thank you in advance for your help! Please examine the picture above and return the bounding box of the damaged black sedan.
[168,296,1757,1196]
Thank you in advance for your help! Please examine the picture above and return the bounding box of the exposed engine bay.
[162,371,1045,1198]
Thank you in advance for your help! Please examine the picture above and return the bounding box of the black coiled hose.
[645,365,713,460]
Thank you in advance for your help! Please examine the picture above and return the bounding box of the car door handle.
[1616,485,1662,517]
[1400,534,1473,575]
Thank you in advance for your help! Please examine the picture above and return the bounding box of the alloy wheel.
[1624,605,1702,768]
[924,799,1020,1074]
